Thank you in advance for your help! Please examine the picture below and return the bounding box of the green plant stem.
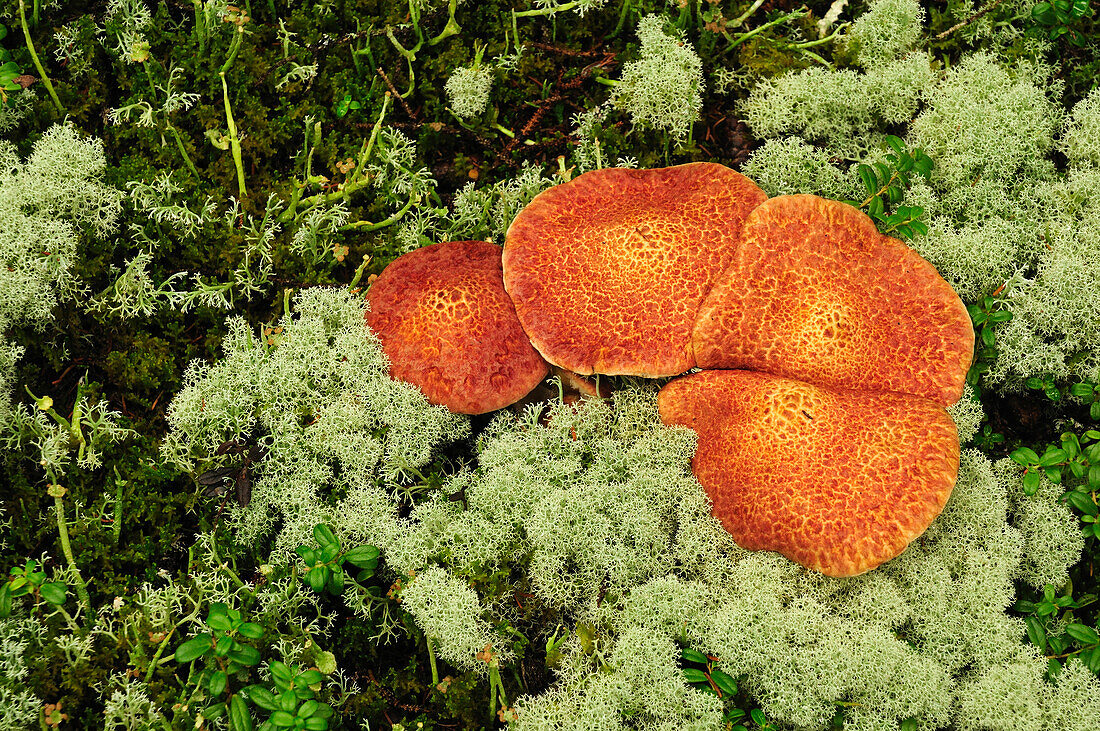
[427,636,440,686]
[193,0,207,55]
[612,0,634,36]
[513,0,582,18]
[221,25,244,75]
[720,7,808,56]
[220,72,247,198]
[112,468,124,545]
[146,597,204,682]
[18,0,64,115]
[781,22,847,49]
[50,487,92,624]
[426,0,461,46]
[729,0,766,28]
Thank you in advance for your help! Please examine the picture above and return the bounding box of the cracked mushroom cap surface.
[692,195,974,406]
[503,163,767,378]
[365,240,549,415]
[658,370,960,577]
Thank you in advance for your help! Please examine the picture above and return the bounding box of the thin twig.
[934,0,1006,40]
[376,66,417,120]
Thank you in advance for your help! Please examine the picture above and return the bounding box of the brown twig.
[376,67,417,120]
[934,0,1006,40]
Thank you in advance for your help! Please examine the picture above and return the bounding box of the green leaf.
[230,695,254,731]
[303,719,328,731]
[1043,467,1063,484]
[238,622,264,640]
[270,661,293,684]
[327,565,344,594]
[1023,470,1041,495]
[981,327,996,347]
[312,524,338,549]
[298,700,320,718]
[858,164,876,195]
[208,612,233,632]
[308,566,328,593]
[243,686,279,712]
[683,668,708,684]
[1065,623,1100,646]
[1026,616,1048,653]
[988,310,1012,323]
[885,135,905,155]
[270,710,296,728]
[873,162,892,186]
[215,634,233,656]
[295,546,317,566]
[228,644,262,666]
[40,582,67,605]
[209,670,229,697]
[319,543,341,564]
[175,634,214,663]
[1089,465,1100,488]
[204,702,227,720]
[681,648,708,664]
[342,546,380,568]
[710,669,737,696]
[1040,448,1068,467]
[1065,490,1098,516]
[750,708,768,726]
[1012,448,1041,466]
[900,719,918,731]
[1091,401,1100,421]
[0,582,11,618]
[297,669,323,687]
[868,195,885,219]
[1071,383,1095,398]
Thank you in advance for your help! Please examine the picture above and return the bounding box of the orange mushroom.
[692,195,973,406]
[658,369,960,577]
[365,240,549,415]
[503,163,766,378]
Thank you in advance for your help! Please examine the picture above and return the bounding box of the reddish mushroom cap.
[658,370,960,577]
[365,240,549,415]
[692,195,974,406]
[503,163,767,378]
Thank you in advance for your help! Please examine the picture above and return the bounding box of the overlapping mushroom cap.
[365,240,548,415]
[658,370,961,577]
[693,195,974,406]
[503,163,767,377]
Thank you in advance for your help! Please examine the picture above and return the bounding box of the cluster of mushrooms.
[365,163,974,578]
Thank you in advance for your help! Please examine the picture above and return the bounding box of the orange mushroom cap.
[503,163,767,378]
[655,371,959,576]
[692,195,974,406]
[365,240,549,415]
[658,370,960,577]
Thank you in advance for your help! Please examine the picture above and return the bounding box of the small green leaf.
[230,695,254,731]
[900,719,918,731]
[1065,623,1100,646]
[295,546,317,566]
[40,582,67,605]
[243,686,279,711]
[710,669,738,696]
[270,710,296,728]
[303,718,329,731]
[885,135,905,155]
[1071,383,1095,398]
[327,565,345,594]
[215,634,233,656]
[750,708,768,726]
[203,702,227,720]
[297,669,323,686]
[0,582,11,618]
[1026,616,1048,653]
[858,164,876,194]
[1065,490,1098,516]
[1023,470,1041,495]
[209,670,229,697]
[681,648,708,664]
[312,524,338,549]
[868,195,885,219]
[1040,448,1068,467]
[228,644,262,666]
[683,668,708,684]
[175,634,214,663]
[208,612,233,632]
[238,622,264,640]
[1012,448,1041,466]
[298,700,320,718]
[342,546,380,568]
[308,566,328,593]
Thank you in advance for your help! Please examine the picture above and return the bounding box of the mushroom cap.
[503,163,767,378]
[658,369,960,577]
[692,195,974,406]
[365,240,549,415]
